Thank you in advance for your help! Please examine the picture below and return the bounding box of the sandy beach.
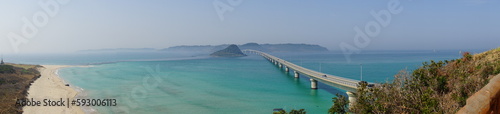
[23,65,84,114]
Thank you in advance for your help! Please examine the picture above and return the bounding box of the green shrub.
[273,109,306,114]
[329,93,349,114]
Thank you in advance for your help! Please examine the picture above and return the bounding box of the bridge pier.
[310,79,318,89]
[285,66,289,72]
[294,71,299,78]
[346,91,357,108]
[278,63,282,68]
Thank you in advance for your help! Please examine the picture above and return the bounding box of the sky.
[0,0,499,53]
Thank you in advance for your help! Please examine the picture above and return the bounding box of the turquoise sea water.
[6,50,486,113]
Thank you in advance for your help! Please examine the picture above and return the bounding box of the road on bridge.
[243,50,371,92]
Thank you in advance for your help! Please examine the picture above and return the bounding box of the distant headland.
[77,43,329,53]
[162,43,329,53]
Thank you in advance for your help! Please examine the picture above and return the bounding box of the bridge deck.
[244,50,362,92]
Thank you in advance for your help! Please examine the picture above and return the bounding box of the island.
[161,43,329,53]
[210,44,247,57]
[77,43,330,53]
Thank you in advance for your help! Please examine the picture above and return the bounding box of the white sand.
[23,65,84,114]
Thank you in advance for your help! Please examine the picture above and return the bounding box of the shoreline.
[23,65,85,114]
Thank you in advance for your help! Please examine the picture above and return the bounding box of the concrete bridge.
[243,49,372,106]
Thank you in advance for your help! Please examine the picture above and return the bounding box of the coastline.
[23,65,85,114]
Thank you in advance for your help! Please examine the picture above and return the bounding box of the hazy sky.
[1,0,499,53]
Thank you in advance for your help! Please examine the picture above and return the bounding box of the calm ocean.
[6,50,484,113]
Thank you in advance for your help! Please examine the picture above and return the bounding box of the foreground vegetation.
[273,109,307,114]
[0,64,41,114]
[343,48,500,113]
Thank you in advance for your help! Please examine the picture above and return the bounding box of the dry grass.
[5,64,41,70]
[0,64,41,114]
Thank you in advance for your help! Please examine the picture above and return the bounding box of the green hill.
[210,44,247,57]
